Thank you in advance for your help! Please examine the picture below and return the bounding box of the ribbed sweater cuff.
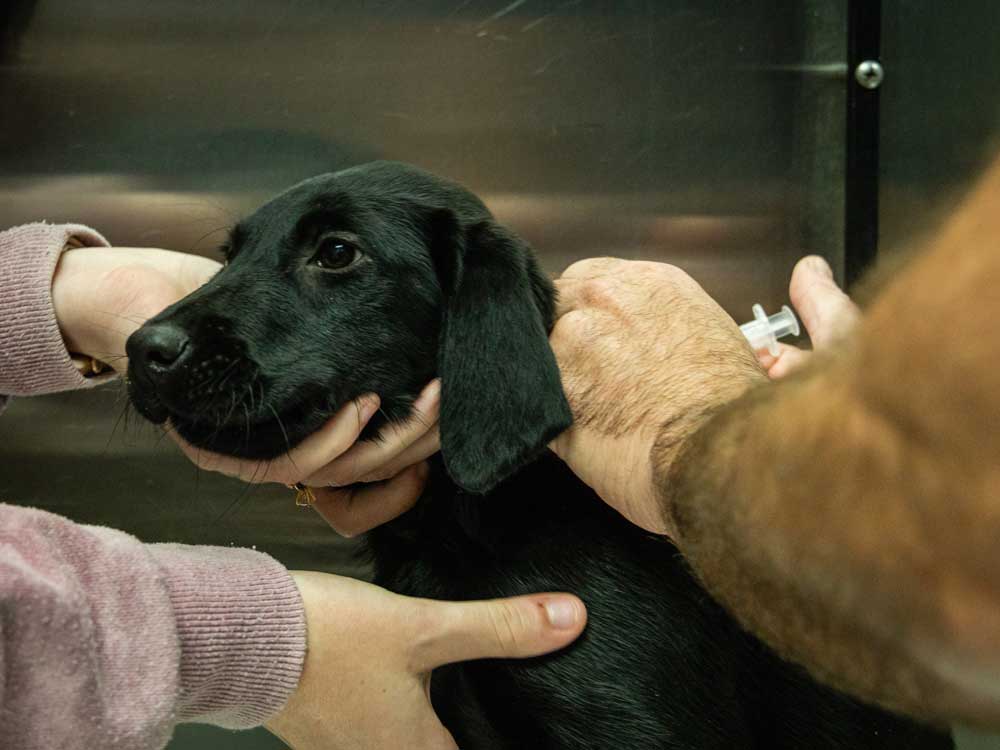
[149,544,307,729]
[0,222,110,396]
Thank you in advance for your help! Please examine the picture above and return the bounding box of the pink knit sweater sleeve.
[0,224,306,749]
[0,222,113,406]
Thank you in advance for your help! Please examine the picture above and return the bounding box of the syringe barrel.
[767,306,800,339]
[738,320,768,345]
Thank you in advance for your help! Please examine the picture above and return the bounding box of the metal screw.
[855,60,884,89]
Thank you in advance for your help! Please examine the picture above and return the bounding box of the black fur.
[433,218,571,493]
[127,162,952,749]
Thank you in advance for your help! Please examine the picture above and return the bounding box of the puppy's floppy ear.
[427,211,572,494]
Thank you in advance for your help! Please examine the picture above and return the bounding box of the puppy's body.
[126,162,952,749]
[375,456,752,749]
[372,438,948,750]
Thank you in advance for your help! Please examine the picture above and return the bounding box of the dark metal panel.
[845,0,881,288]
[879,0,1000,259]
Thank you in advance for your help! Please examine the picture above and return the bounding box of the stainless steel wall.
[0,0,854,560]
[0,3,852,749]
[1,0,848,307]
[0,0,855,550]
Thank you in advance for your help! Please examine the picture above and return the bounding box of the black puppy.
[127,162,952,749]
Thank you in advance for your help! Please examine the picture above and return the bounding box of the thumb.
[789,256,860,348]
[411,593,587,672]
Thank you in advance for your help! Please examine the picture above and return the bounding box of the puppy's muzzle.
[126,315,256,425]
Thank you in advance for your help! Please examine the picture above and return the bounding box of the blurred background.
[1,1,999,747]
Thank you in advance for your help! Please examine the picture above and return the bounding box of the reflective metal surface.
[0,0,853,548]
[1,0,848,306]
[0,2,858,748]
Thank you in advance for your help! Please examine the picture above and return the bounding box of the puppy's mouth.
[127,361,340,460]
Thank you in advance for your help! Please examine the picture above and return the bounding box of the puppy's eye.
[313,235,362,271]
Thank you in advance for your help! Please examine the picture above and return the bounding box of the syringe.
[739,304,800,356]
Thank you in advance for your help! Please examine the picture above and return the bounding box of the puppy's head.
[126,161,571,493]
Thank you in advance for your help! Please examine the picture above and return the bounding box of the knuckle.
[336,524,359,539]
[406,601,446,670]
[654,263,694,288]
[258,465,286,484]
[324,512,360,538]
[359,468,392,484]
[487,602,530,655]
[581,278,615,304]
[555,309,590,337]
[655,261,683,277]
[564,256,619,277]
[321,465,353,487]
[563,258,596,277]
[322,489,368,539]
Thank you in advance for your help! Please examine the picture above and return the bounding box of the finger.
[755,341,802,370]
[417,721,460,750]
[410,710,461,750]
[547,421,576,464]
[789,256,860,348]
[357,425,440,484]
[178,253,223,289]
[311,462,429,537]
[174,394,380,484]
[175,395,377,483]
[553,277,590,319]
[411,593,587,672]
[762,343,813,380]
[430,724,460,750]
[304,380,440,487]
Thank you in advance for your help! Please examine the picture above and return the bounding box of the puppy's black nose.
[127,323,191,378]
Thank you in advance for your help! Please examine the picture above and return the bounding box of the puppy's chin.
[169,398,406,460]
[169,411,324,460]
[128,375,408,460]
[128,381,170,426]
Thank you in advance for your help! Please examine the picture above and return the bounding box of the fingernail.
[807,255,833,280]
[414,379,441,412]
[543,597,581,630]
[360,395,380,423]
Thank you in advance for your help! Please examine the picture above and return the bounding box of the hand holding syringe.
[738,258,860,379]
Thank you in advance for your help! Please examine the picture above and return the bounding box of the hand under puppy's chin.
[127,373,337,459]
[167,416,318,461]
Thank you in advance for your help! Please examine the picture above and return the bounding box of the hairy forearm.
[663,159,1000,725]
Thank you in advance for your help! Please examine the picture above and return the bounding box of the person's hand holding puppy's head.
[52,244,437,531]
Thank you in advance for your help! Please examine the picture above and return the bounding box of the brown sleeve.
[665,156,1000,726]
